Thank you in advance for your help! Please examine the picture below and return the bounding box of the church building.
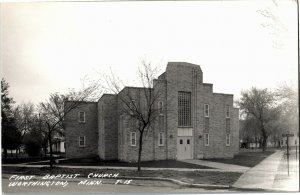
[64,62,239,161]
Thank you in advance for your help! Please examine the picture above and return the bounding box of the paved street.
[2,175,229,193]
[2,150,299,193]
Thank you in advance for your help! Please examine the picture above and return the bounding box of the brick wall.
[164,62,239,160]
[97,94,118,160]
[117,87,158,162]
[64,62,239,161]
[165,62,203,160]
[200,93,236,158]
[64,101,98,158]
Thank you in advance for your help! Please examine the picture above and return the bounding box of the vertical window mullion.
[178,92,191,127]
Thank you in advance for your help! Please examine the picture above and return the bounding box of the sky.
[0,0,298,105]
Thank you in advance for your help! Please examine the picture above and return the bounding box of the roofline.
[213,92,234,96]
[98,93,116,102]
[167,62,201,67]
[118,86,153,94]
[65,100,97,104]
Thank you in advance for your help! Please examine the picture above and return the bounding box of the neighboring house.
[52,136,65,153]
[47,134,65,153]
[280,131,299,149]
[64,62,239,161]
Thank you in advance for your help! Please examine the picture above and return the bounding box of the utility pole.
[296,140,298,160]
[287,136,289,176]
[282,133,294,176]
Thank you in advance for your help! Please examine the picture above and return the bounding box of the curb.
[229,186,296,192]
[229,186,267,192]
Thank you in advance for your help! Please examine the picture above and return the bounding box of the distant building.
[280,131,299,149]
[47,133,65,153]
[64,62,239,161]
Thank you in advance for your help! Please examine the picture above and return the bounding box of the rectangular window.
[119,116,123,146]
[130,132,136,146]
[204,118,210,132]
[158,132,164,146]
[128,118,135,129]
[226,106,230,118]
[129,100,136,115]
[226,133,230,146]
[158,115,164,131]
[178,91,191,126]
[180,139,183,144]
[79,136,85,147]
[78,112,85,123]
[226,118,230,132]
[204,104,209,118]
[204,133,209,146]
[187,139,190,144]
[158,101,163,113]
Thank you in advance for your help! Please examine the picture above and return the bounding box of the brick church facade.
[64,62,239,161]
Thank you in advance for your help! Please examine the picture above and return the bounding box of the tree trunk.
[48,132,54,169]
[137,131,144,172]
[44,143,47,157]
[4,148,7,158]
[15,149,18,159]
[261,127,267,152]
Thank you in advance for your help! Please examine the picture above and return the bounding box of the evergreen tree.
[1,78,20,158]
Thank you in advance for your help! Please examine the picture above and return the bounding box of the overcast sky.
[1,0,297,105]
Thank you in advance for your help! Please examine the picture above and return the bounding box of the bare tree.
[275,83,298,136]
[13,102,36,157]
[103,61,163,171]
[240,116,261,148]
[238,87,276,151]
[39,80,100,168]
[256,0,296,49]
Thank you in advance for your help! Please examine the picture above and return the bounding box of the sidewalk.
[179,159,249,173]
[232,150,299,191]
[271,150,299,191]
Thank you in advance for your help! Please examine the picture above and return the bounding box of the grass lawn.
[203,148,276,167]
[28,159,213,169]
[2,166,242,186]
